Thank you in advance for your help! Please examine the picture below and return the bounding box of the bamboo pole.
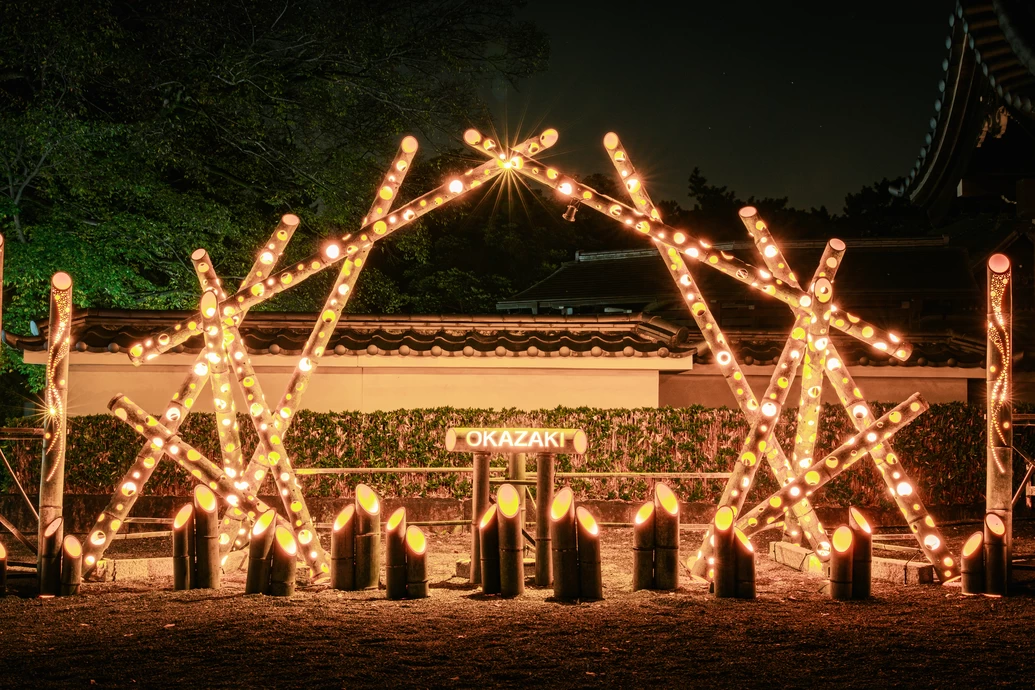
[632,501,655,591]
[960,531,985,595]
[576,507,602,601]
[535,452,555,587]
[987,253,1012,584]
[737,207,800,289]
[654,483,680,591]
[470,452,490,585]
[354,484,380,590]
[330,505,356,592]
[84,216,296,570]
[712,507,736,598]
[385,508,407,600]
[733,529,756,600]
[269,526,298,597]
[172,504,194,591]
[60,535,82,596]
[38,516,63,596]
[509,453,527,528]
[245,509,277,595]
[550,487,579,600]
[848,507,872,599]
[478,504,501,595]
[0,541,6,596]
[193,485,220,589]
[829,526,854,600]
[984,513,1007,597]
[0,234,4,332]
[39,272,72,587]
[405,526,429,599]
[497,484,524,597]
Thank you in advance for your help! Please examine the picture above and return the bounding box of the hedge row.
[2,403,1030,508]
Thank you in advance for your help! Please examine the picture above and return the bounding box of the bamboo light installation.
[385,508,408,600]
[60,535,82,596]
[733,529,756,600]
[172,504,194,590]
[632,502,655,591]
[405,526,430,599]
[550,487,580,600]
[848,508,872,599]
[960,532,985,595]
[712,506,736,598]
[246,509,277,595]
[575,507,603,601]
[536,452,555,587]
[269,526,298,597]
[497,483,524,597]
[478,504,502,595]
[470,452,490,586]
[0,541,6,596]
[39,517,63,596]
[653,483,680,591]
[330,505,356,591]
[40,272,72,591]
[193,485,221,589]
[829,526,854,600]
[986,253,1012,590]
[355,484,381,590]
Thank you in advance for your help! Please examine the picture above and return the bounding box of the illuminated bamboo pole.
[0,234,4,331]
[0,541,6,596]
[738,394,929,534]
[497,484,524,597]
[39,272,72,587]
[508,453,527,528]
[960,531,985,595]
[193,485,220,589]
[829,526,854,600]
[330,505,356,591]
[848,508,872,599]
[984,513,1007,597]
[84,217,297,570]
[550,487,580,600]
[385,508,407,600]
[987,253,1012,582]
[172,504,194,591]
[601,132,662,221]
[478,505,501,595]
[38,517,63,596]
[60,535,82,596]
[733,529,756,600]
[821,341,958,580]
[461,127,560,163]
[354,484,381,590]
[653,483,680,591]
[632,502,655,591]
[712,507,736,598]
[362,136,420,227]
[470,452,490,585]
[245,509,277,595]
[576,507,602,600]
[269,526,297,597]
[738,207,800,289]
[535,452,555,587]
[405,526,429,599]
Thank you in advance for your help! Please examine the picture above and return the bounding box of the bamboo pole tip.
[332,505,355,532]
[985,513,1006,536]
[387,507,406,532]
[962,531,983,557]
[540,128,559,148]
[63,534,82,558]
[254,508,277,536]
[829,238,846,251]
[193,485,217,514]
[848,507,872,534]
[497,484,520,518]
[573,430,588,454]
[634,502,654,524]
[173,504,194,528]
[405,526,427,554]
[275,526,298,556]
[51,272,72,291]
[550,487,573,521]
[356,484,380,516]
[444,428,457,451]
[190,248,208,261]
[988,253,1011,274]
[603,132,620,150]
[738,206,757,218]
[714,506,734,531]
[281,213,300,227]
[401,135,419,153]
[576,507,599,536]
[44,517,63,537]
[832,526,854,553]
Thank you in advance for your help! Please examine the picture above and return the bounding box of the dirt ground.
[1,522,1034,689]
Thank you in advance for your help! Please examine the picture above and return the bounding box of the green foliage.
[3,402,1025,508]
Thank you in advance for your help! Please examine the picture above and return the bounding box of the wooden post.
[576,507,602,600]
[497,484,524,597]
[330,505,356,591]
[984,513,1007,597]
[38,516,63,596]
[405,526,429,599]
[712,507,736,598]
[535,452,555,587]
[848,507,872,599]
[172,504,194,591]
[354,484,381,590]
[60,535,82,596]
[245,509,277,595]
[733,529,756,600]
[550,487,579,600]
[39,272,72,588]
[193,486,220,589]
[987,253,1012,586]
[385,508,407,600]
[632,501,655,591]
[960,531,985,595]
[269,526,298,597]
[470,452,491,585]
[478,505,501,595]
[829,526,854,600]
[653,483,680,591]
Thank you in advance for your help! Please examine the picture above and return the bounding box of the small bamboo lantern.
[0,541,6,596]
[478,504,501,595]
[39,517,64,597]
[172,504,194,591]
[848,507,872,599]
[245,509,277,595]
[829,526,854,600]
[269,526,298,597]
[712,506,736,598]
[984,513,1007,597]
[354,484,381,590]
[385,508,408,600]
[632,501,655,591]
[405,526,429,599]
[497,484,524,597]
[193,485,220,589]
[550,487,580,600]
[576,507,603,600]
[653,483,680,591]
[60,535,82,596]
[733,528,756,600]
[960,531,985,595]
[330,505,356,591]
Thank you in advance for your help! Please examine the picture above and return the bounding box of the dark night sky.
[487,1,956,212]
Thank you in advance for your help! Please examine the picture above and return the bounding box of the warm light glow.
[405,525,427,554]
[387,507,406,532]
[714,506,734,531]
[832,525,854,553]
[44,517,63,538]
[635,502,655,524]
[356,484,380,515]
[497,484,520,518]
[479,503,498,529]
[253,508,277,536]
[848,507,871,534]
[986,513,1006,536]
[734,528,753,553]
[576,506,599,536]
[332,505,355,532]
[551,487,574,521]
[63,535,82,558]
[656,483,679,516]
[275,525,298,556]
[194,485,217,513]
[173,504,194,529]
[962,531,983,557]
